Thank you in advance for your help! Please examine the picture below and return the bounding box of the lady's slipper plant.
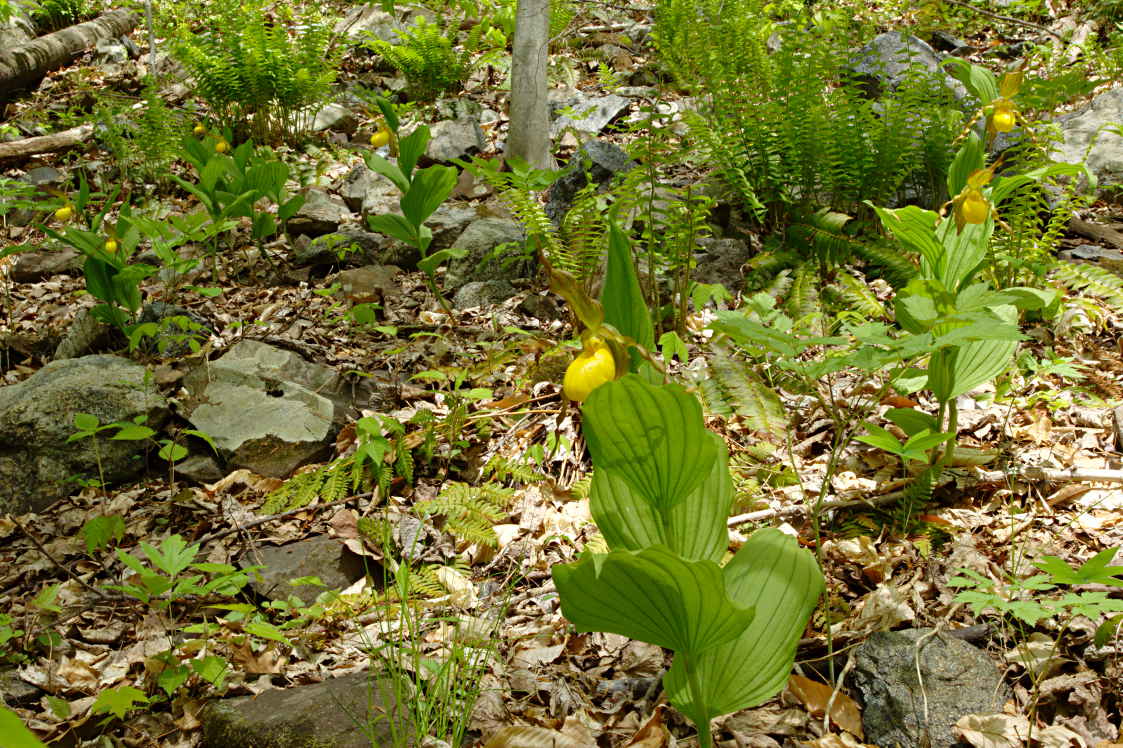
[545,216,823,747]
[552,375,824,747]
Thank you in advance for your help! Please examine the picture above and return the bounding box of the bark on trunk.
[506,0,554,170]
[0,9,138,98]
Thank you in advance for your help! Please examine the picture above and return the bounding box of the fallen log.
[0,9,138,97]
[0,123,94,162]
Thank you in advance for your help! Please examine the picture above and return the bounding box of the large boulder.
[851,627,1008,748]
[1051,86,1123,198]
[181,341,381,478]
[549,91,630,138]
[288,189,353,238]
[545,140,637,224]
[443,218,530,291]
[0,356,170,514]
[202,670,409,748]
[845,31,966,100]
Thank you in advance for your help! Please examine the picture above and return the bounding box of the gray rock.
[1059,244,1123,264]
[94,39,129,64]
[288,189,353,238]
[172,453,224,484]
[241,535,369,605]
[134,302,213,358]
[0,667,41,706]
[334,4,399,43]
[694,238,752,294]
[202,670,407,748]
[24,166,66,189]
[338,164,395,214]
[293,229,388,268]
[312,103,358,134]
[426,118,486,163]
[852,627,1008,748]
[518,292,563,321]
[453,279,518,309]
[337,264,403,303]
[444,218,529,291]
[181,341,373,478]
[545,140,637,224]
[52,307,113,361]
[549,92,630,137]
[11,245,82,281]
[0,356,169,513]
[846,31,966,100]
[1051,86,1123,196]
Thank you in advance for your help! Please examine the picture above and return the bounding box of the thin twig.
[728,489,908,527]
[939,0,1065,41]
[10,515,108,598]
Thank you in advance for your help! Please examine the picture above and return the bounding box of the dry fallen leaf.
[787,674,864,738]
[956,712,1031,747]
[483,725,588,747]
[625,704,671,747]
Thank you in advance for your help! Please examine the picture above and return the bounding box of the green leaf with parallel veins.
[590,433,731,563]
[602,222,654,357]
[551,545,754,657]
[1,705,49,747]
[664,529,824,727]
[583,375,718,513]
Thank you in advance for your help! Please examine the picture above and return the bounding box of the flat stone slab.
[202,670,409,748]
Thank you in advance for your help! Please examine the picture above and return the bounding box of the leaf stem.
[683,654,712,747]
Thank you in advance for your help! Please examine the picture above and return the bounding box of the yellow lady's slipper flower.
[958,189,989,225]
[193,123,206,136]
[214,139,230,154]
[54,205,73,222]
[991,99,1016,133]
[370,128,390,148]
[104,238,118,253]
[563,337,615,402]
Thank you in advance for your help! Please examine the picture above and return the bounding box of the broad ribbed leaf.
[551,545,754,657]
[664,529,824,726]
[583,376,718,513]
[590,433,731,563]
[947,132,985,198]
[602,222,654,356]
[935,214,992,292]
[871,205,943,274]
[402,166,457,227]
[930,338,1019,401]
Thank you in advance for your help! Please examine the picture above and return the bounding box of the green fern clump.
[172,0,338,142]
[415,481,512,548]
[96,82,186,189]
[663,0,959,224]
[262,455,368,514]
[367,16,470,101]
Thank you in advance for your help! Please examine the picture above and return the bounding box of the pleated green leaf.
[551,545,754,657]
[582,375,718,513]
[664,529,824,726]
[602,221,654,356]
[589,433,731,563]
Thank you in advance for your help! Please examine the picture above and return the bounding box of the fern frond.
[415,481,513,548]
[1051,262,1123,308]
[263,455,364,513]
[852,239,919,288]
[827,272,890,320]
[705,353,786,437]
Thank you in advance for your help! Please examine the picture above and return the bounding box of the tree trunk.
[0,9,138,98]
[0,123,93,162]
[506,0,554,170]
